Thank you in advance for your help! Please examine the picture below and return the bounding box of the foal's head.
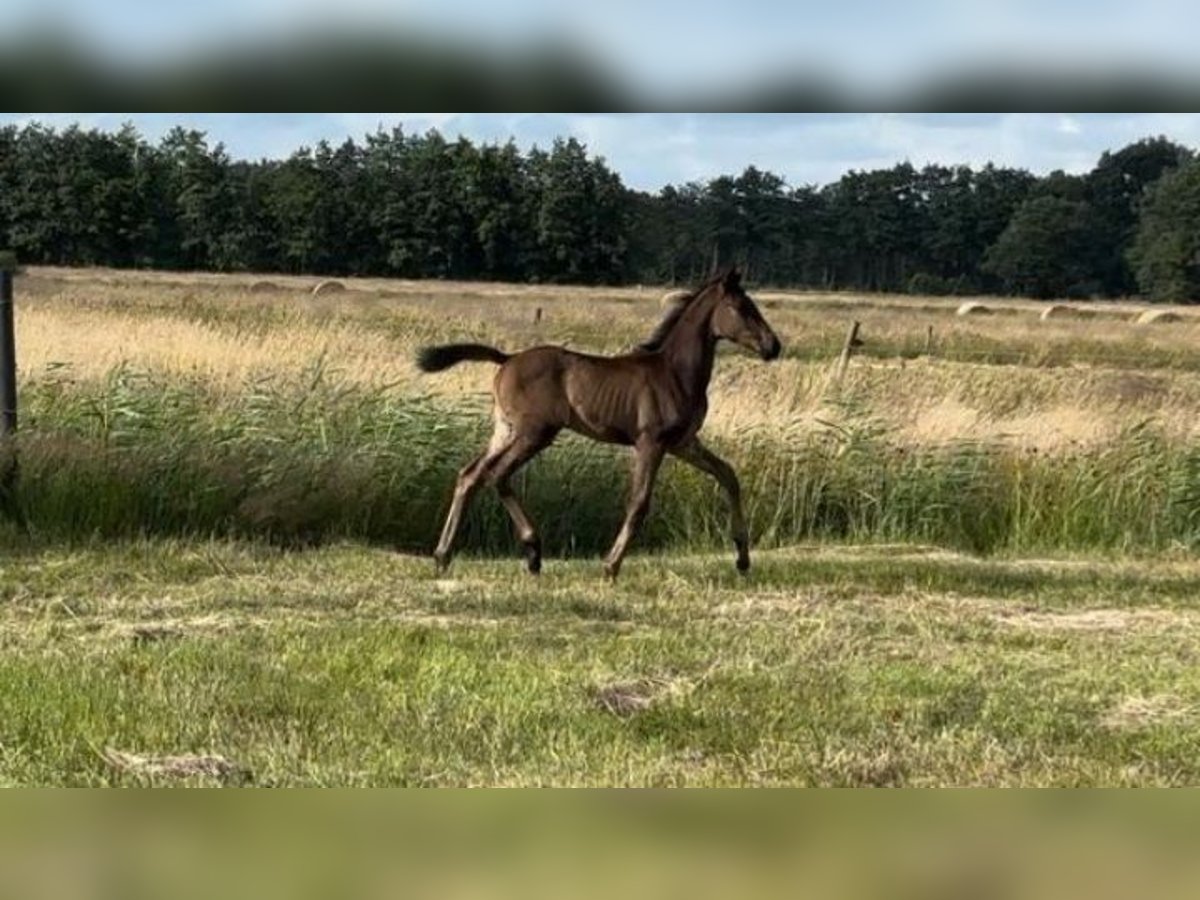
[709,268,782,361]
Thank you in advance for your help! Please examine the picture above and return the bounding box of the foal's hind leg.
[672,440,751,573]
[489,428,557,574]
[432,418,514,572]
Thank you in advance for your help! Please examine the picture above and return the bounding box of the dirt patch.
[102,748,250,783]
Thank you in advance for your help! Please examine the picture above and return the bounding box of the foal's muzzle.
[760,336,782,361]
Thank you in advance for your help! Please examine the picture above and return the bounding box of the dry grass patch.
[102,748,249,783]
[1102,694,1195,730]
[19,267,1200,446]
[16,305,425,391]
[591,672,704,717]
[712,591,826,620]
[992,607,1194,633]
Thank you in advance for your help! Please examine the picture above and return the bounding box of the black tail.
[416,343,511,373]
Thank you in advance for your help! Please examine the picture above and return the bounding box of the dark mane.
[636,271,727,352]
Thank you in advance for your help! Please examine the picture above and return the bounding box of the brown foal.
[416,267,782,579]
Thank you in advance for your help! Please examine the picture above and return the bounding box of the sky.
[2,1,1198,95]
[4,113,1200,192]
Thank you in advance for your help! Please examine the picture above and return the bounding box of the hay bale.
[1134,309,1183,325]
[660,289,691,309]
[248,280,281,293]
[956,301,993,317]
[1040,304,1078,320]
[311,279,346,296]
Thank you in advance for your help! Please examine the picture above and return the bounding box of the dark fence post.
[834,320,862,384]
[0,255,23,531]
[0,266,15,436]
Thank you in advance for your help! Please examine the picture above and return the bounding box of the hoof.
[736,555,750,573]
[603,562,620,582]
[432,551,450,573]
[523,546,542,575]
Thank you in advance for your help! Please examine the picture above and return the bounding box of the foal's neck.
[660,289,718,396]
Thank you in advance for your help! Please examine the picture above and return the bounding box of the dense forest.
[1,122,1198,301]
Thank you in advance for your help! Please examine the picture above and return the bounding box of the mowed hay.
[249,280,281,293]
[1134,309,1184,325]
[102,748,249,783]
[956,301,993,317]
[660,289,691,309]
[312,280,347,296]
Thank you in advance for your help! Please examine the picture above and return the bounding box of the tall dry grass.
[6,267,1200,555]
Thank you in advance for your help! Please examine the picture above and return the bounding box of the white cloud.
[6,0,1199,89]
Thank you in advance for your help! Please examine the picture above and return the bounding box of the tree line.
[1,122,1198,301]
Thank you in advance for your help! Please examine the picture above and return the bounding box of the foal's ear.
[723,267,742,290]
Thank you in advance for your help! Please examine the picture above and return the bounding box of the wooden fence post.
[834,320,862,384]
[924,324,934,357]
[0,254,23,530]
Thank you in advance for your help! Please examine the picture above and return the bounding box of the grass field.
[4,267,1200,785]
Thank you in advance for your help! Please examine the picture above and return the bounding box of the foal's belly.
[557,355,699,447]
[565,417,636,446]
[565,399,703,448]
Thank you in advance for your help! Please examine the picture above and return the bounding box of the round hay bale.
[956,301,993,317]
[660,289,691,309]
[249,280,281,293]
[1040,304,1071,320]
[1040,304,1082,320]
[311,279,347,296]
[1134,309,1183,325]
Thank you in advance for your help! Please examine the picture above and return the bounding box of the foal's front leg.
[671,439,751,573]
[603,438,665,581]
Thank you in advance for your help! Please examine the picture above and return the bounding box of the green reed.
[7,364,1200,556]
